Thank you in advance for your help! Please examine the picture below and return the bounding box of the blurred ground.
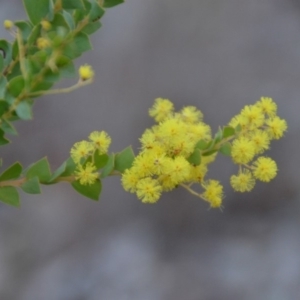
[0,0,300,299]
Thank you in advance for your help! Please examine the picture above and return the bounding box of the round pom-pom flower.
[253,156,277,182]
[3,20,13,30]
[37,37,51,49]
[75,163,99,185]
[149,98,174,122]
[230,169,255,192]
[89,131,111,154]
[202,180,223,208]
[136,177,162,203]
[231,137,255,164]
[266,117,288,140]
[256,97,277,116]
[79,64,94,81]
[70,140,94,164]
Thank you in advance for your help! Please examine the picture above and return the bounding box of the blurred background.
[0,0,300,299]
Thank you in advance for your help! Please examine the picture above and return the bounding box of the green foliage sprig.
[0,0,288,208]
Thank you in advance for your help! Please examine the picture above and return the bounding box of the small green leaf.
[51,12,71,31]
[82,21,102,35]
[0,162,22,181]
[0,40,12,68]
[7,75,25,97]
[89,2,105,22]
[62,10,75,30]
[195,139,209,150]
[0,129,10,146]
[223,126,236,138]
[219,142,232,156]
[101,154,115,178]
[56,56,75,78]
[72,179,102,201]
[27,24,42,46]
[214,128,223,144]
[63,32,92,59]
[0,187,20,207]
[202,149,218,157]
[235,124,242,133]
[25,157,51,183]
[16,101,32,120]
[62,0,85,9]
[0,100,8,116]
[1,120,17,135]
[93,152,109,169]
[21,177,41,194]
[187,149,201,166]
[14,21,33,42]
[50,157,76,182]
[114,146,135,173]
[23,0,52,25]
[103,0,124,8]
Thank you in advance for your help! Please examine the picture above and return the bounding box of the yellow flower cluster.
[228,97,287,192]
[70,131,111,185]
[121,98,223,207]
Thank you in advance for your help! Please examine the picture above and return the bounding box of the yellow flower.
[180,106,203,123]
[266,116,288,140]
[79,64,94,81]
[89,131,111,154]
[37,37,51,49]
[202,180,223,208]
[70,140,94,164]
[256,97,277,116]
[121,168,140,193]
[136,177,162,203]
[149,98,174,122]
[3,20,13,30]
[252,156,277,182]
[231,137,255,164]
[41,20,51,31]
[250,130,270,154]
[230,169,255,192]
[240,105,264,128]
[75,163,99,185]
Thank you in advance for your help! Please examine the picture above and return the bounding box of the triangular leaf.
[187,149,201,166]
[72,179,101,201]
[25,157,51,183]
[223,126,236,138]
[21,176,41,194]
[103,0,124,8]
[23,0,52,25]
[219,142,232,156]
[114,146,135,173]
[101,154,114,178]
[16,101,32,120]
[0,186,20,207]
[0,162,22,181]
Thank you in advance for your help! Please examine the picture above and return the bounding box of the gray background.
[0,0,300,299]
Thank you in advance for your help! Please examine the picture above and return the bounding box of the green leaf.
[0,129,10,146]
[72,179,102,201]
[219,142,232,156]
[101,154,115,178]
[25,157,51,183]
[14,21,33,42]
[223,126,236,138]
[27,24,42,46]
[56,56,75,78]
[62,10,75,30]
[63,32,92,59]
[1,120,17,135]
[103,0,124,8]
[93,152,109,169]
[114,146,135,173]
[235,124,242,133]
[7,75,25,97]
[0,187,20,207]
[51,12,71,32]
[23,0,52,25]
[82,21,102,35]
[16,101,32,120]
[49,157,76,182]
[214,128,223,144]
[202,149,218,157]
[0,55,3,74]
[62,0,85,9]
[195,139,209,150]
[21,177,41,194]
[0,100,8,116]
[89,2,105,22]
[0,162,22,181]
[187,149,201,166]
[0,40,12,68]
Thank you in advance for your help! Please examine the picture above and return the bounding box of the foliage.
[0,0,288,208]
